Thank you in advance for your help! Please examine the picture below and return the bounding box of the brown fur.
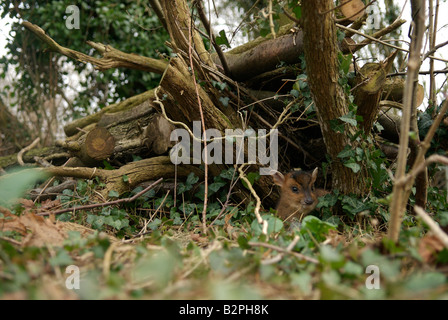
[272,168,329,221]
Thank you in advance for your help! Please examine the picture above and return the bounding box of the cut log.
[59,97,173,165]
[338,0,366,25]
[143,114,175,155]
[354,63,387,133]
[382,77,424,107]
[64,90,155,137]
[82,127,115,165]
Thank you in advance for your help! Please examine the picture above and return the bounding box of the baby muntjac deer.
[271,168,329,221]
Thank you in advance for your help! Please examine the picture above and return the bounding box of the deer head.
[271,168,319,221]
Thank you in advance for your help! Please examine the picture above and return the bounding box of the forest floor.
[1,170,448,300]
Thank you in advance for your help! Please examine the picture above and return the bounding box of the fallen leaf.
[19,198,35,209]
[418,234,445,264]
[40,198,61,210]
[19,213,67,247]
[190,233,208,244]
[0,212,67,247]
[0,210,27,235]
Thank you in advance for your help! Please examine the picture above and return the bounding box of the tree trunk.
[302,0,365,195]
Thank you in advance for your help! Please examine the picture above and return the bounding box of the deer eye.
[291,186,299,193]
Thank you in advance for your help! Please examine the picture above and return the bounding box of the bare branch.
[22,21,168,74]
[388,0,426,243]
[415,206,448,249]
[17,138,40,166]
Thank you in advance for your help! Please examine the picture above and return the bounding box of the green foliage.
[0,0,169,123]
[0,168,47,207]
[177,172,199,194]
[1,167,448,299]
[215,30,231,48]
[250,214,284,236]
[86,207,130,232]
[418,101,448,155]
[132,249,181,289]
[338,52,353,75]
[300,216,336,243]
[240,171,260,190]
[1,0,447,300]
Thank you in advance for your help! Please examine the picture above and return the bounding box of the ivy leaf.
[148,218,162,230]
[241,172,260,190]
[319,245,345,269]
[209,181,227,193]
[178,172,199,194]
[339,113,357,127]
[337,147,355,159]
[344,162,361,173]
[301,216,336,242]
[341,195,368,217]
[290,89,299,98]
[49,250,74,267]
[220,168,235,180]
[296,74,308,90]
[108,190,119,198]
[186,172,199,185]
[338,52,353,74]
[292,5,302,19]
[219,96,230,107]
[215,30,230,48]
[250,214,284,236]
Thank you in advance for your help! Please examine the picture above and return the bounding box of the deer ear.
[271,171,285,187]
[311,167,318,184]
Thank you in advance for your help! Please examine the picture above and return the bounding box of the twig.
[428,0,439,110]
[414,206,448,248]
[260,1,276,39]
[103,241,121,279]
[388,68,448,77]
[33,158,74,204]
[336,21,408,54]
[134,190,170,237]
[423,40,448,61]
[148,0,168,31]
[17,137,40,166]
[403,154,448,186]
[268,0,276,39]
[22,21,168,73]
[37,178,163,216]
[238,164,268,235]
[154,85,292,143]
[196,1,231,76]
[259,235,301,264]
[414,97,448,160]
[209,167,241,227]
[187,12,209,235]
[0,236,22,247]
[337,20,448,64]
[388,1,426,242]
[249,237,319,264]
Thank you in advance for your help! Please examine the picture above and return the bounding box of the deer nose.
[304,196,314,205]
